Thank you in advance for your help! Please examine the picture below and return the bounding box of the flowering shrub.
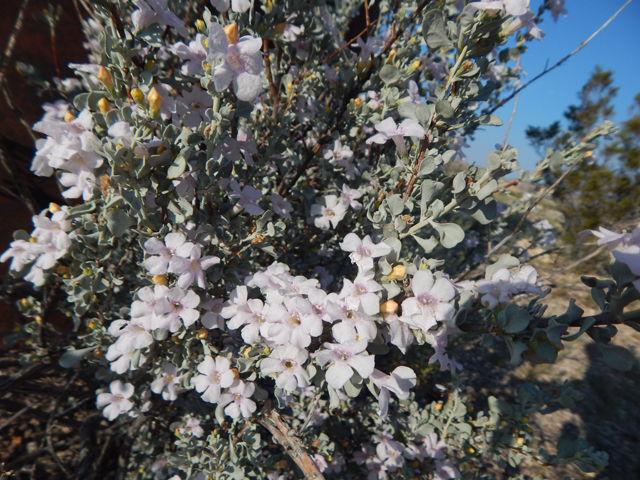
[4,0,637,478]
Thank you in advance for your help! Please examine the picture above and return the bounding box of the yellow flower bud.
[521,416,529,424]
[408,59,421,73]
[98,97,110,114]
[56,265,69,275]
[83,268,92,276]
[224,22,239,44]
[274,459,288,469]
[21,298,30,308]
[97,66,114,90]
[203,38,208,49]
[357,61,367,73]
[387,264,406,280]
[388,49,396,61]
[325,106,331,114]
[466,446,475,454]
[130,88,144,104]
[410,461,420,468]
[380,300,398,314]
[172,334,183,344]
[144,59,155,70]
[152,274,168,285]
[434,402,443,412]
[64,111,76,123]
[516,437,525,447]
[88,320,98,329]
[29,237,37,243]
[203,63,211,74]
[286,82,293,94]
[93,348,104,359]
[195,19,206,33]
[264,0,273,13]
[49,202,61,213]
[147,87,163,117]
[244,347,253,358]
[354,97,362,108]
[197,328,209,339]
[275,23,286,35]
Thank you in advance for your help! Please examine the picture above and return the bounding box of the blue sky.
[466,0,640,172]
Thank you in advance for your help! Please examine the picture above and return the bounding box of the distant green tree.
[526,67,640,243]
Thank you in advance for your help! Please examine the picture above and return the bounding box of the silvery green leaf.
[59,347,95,368]
[104,109,123,127]
[167,154,187,179]
[598,343,636,371]
[415,102,433,126]
[488,396,513,417]
[609,258,637,288]
[556,438,577,459]
[422,10,453,49]
[428,199,444,218]
[486,151,501,172]
[477,114,503,126]
[432,222,465,248]
[501,304,531,333]
[106,208,134,237]
[436,99,454,118]
[386,194,405,216]
[452,171,466,194]
[485,254,519,279]
[549,152,565,175]
[419,157,437,176]
[328,385,341,409]
[412,234,438,253]
[398,102,417,120]
[419,180,444,214]
[379,65,401,85]
[73,92,90,110]
[468,198,497,225]
[505,337,528,364]
[476,179,497,200]
[535,339,558,363]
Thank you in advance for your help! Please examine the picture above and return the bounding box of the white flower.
[401,80,421,104]
[1,239,40,271]
[468,0,530,16]
[144,232,194,275]
[503,10,544,40]
[323,140,355,176]
[269,193,294,219]
[548,0,567,22]
[226,298,272,344]
[190,356,236,404]
[151,363,182,401]
[340,270,382,316]
[208,22,264,102]
[155,287,201,331]
[201,298,225,329]
[401,271,456,331]
[312,340,375,390]
[266,296,322,349]
[168,245,220,289]
[340,184,363,211]
[108,317,154,355]
[366,118,426,155]
[97,380,135,420]
[260,345,310,392]
[176,86,213,129]
[340,233,391,271]
[370,367,417,417]
[311,195,348,230]
[219,381,257,418]
[179,418,205,437]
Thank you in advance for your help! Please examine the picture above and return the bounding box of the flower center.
[288,313,301,326]
[172,302,183,311]
[284,360,295,369]
[233,393,243,402]
[211,372,221,383]
[326,209,335,217]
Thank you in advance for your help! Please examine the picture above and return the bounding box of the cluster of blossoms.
[355,432,459,480]
[470,264,544,309]
[1,204,74,286]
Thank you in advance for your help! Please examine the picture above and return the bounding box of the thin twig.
[501,92,518,148]
[0,400,43,433]
[485,0,633,116]
[381,0,433,54]
[484,153,589,260]
[541,244,607,280]
[262,39,279,120]
[0,0,30,86]
[322,18,379,65]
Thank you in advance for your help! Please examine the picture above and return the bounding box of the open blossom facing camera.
[97,380,135,420]
[366,117,426,155]
[208,22,264,102]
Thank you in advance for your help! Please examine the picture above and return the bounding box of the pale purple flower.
[269,193,294,219]
[226,298,272,344]
[366,118,426,155]
[356,36,380,61]
[260,345,310,392]
[266,296,322,349]
[503,11,544,40]
[228,180,264,215]
[143,233,194,275]
[434,459,461,480]
[312,340,375,390]
[170,34,207,76]
[108,317,154,355]
[176,87,213,129]
[179,418,204,437]
[190,356,236,404]
[423,433,446,459]
[324,139,353,166]
[151,363,182,401]
[97,380,135,420]
[311,195,348,230]
[214,129,258,165]
[475,268,517,309]
[340,270,382,316]
[340,184,363,211]
[1,239,40,271]
[208,22,263,102]
[370,367,417,418]
[340,233,391,271]
[155,287,201,331]
[402,80,421,104]
[401,271,456,331]
[105,350,146,374]
[220,285,249,319]
[131,0,188,37]
[385,314,414,354]
[548,0,567,22]
[168,245,220,289]
[201,298,225,329]
[219,381,257,418]
[332,305,378,344]
[367,91,381,110]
